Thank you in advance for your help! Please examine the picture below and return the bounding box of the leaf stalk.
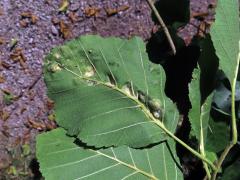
[211,43,240,180]
[200,106,211,179]
[62,64,217,172]
[157,122,217,171]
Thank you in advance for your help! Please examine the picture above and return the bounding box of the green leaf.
[222,160,240,180]
[2,91,14,106]
[205,151,218,164]
[36,128,183,180]
[205,117,230,153]
[44,35,179,148]
[210,0,240,85]
[189,68,213,142]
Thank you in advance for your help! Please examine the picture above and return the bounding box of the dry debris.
[0,7,4,16]
[27,118,46,130]
[51,17,72,39]
[51,17,60,25]
[0,37,5,45]
[0,111,10,121]
[20,12,32,18]
[68,12,79,23]
[84,7,101,17]
[19,19,28,28]
[10,48,27,68]
[0,61,11,69]
[0,75,5,83]
[31,14,38,24]
[20,12,38,27]
[59,20,72,39]
[105,5,129,16]
[46,98,54,109]
[45,0,52,5]
[26,118,56,131]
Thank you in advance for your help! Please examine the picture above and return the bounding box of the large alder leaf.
[37,128,183,180]
[210,0,240,85]
[44,35,179,148]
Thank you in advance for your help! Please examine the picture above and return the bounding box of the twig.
[146,0,176,55]
[211,145,233,180]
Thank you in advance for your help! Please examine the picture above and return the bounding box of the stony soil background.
[0,0,214,179]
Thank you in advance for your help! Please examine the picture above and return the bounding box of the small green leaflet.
[189,68,212,143]
[36,128,183,180]
[44,35,179,148]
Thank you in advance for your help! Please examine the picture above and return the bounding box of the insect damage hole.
[48,62,62,72]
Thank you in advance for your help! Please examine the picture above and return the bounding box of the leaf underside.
[44,35,179,148]
[37,128,183,180]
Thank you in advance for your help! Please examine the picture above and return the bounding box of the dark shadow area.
[137,140,166,149]
[165,141,183,172]
[147,29,202,179]
[29,159,42,180]
[147,33,200,115]
[152,0,190,26]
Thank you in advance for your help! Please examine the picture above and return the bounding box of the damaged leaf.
[44,35,179,148]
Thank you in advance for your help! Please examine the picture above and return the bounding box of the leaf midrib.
[93,149,158,180]
[59,62,164,130]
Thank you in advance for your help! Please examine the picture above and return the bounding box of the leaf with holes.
[44,35,179,148]
[37,128,183,180]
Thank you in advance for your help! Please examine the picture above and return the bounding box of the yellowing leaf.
[58,0,69,12]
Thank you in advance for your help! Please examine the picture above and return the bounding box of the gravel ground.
[0,0,215,179]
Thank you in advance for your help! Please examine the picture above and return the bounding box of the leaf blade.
[189,68,212,142]
[210,0,240,84]
[44,35,179,148]
[36,128,183,180]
